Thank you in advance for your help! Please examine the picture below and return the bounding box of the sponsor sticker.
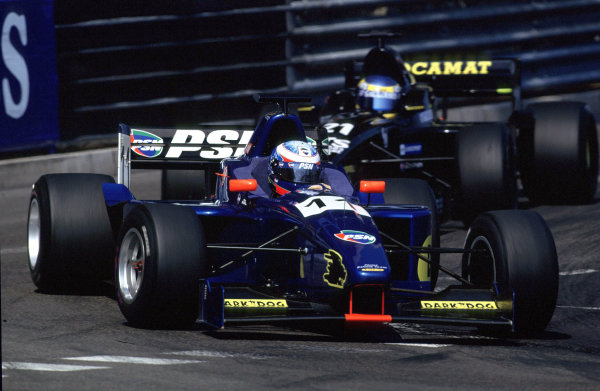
[399,143,423,156]
[327,137,351,154]
[129,128,254,160]
[224,299,288,308]
[405,61,493,76]
[323,249,347,289]
[420,301,499,310]
[335,230,376,245]
[358,264,387,272]
[164,129,254,159]
[130,129,163,158]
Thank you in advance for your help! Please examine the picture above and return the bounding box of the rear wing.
[346,58,521,108]
[405,60,519,97]
[117,123,254,187]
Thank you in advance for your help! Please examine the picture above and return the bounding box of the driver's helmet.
[268,140,321,196]
[357,74,401,112]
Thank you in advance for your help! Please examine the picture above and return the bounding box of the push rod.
[380,231,473,286]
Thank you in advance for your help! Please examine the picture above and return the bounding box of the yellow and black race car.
[316,33,598,225]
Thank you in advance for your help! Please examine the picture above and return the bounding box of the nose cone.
[317,216,391,286]
[342,239,391,285]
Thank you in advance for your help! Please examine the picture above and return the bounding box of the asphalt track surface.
[2,169,600,391]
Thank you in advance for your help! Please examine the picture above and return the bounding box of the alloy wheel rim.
[467,235,496,285]
[118,228,146,304]
[27,198,40,270]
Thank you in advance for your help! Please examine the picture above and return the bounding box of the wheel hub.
[466,235,496,286]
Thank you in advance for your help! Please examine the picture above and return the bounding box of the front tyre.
[462,210,558,336]
[115,203,207,328]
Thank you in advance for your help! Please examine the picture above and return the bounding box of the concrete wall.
[0,148,117,190]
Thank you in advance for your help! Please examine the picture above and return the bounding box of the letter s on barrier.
[2,12,29,119]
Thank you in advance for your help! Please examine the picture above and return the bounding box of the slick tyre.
[27,174,115,292]
[462,210,558,336]
[380,178,440,290]
[455,124,518,226]
[520,102,598,204]
[161,169,206,200]
[115,203,207,328]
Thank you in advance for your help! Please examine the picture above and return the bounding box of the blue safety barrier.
[0,0,58,153]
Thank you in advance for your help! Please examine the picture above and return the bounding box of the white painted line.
[63,356,204,365]
[559,269,598,276]
[390,324,499,341]
[164,350,233,358]
[292,344,390,353]
[163,350,267,359]
[556,305,600,311]
[2,362,109,372]
[385,343,449,348]
[0,246,27,255]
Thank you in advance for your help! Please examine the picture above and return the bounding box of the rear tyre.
[462,210,558,336]
[28,174,115,292]
[380,178,440,290]
[115,203,207,328]
[455,124,517,226]
[161,169,206,200]
[520,102,598,204]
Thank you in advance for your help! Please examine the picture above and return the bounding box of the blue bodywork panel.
[103,183,135,206]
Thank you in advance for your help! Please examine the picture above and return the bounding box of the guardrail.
[52,0,600,139]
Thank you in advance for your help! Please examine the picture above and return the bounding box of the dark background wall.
[54,0,600,140]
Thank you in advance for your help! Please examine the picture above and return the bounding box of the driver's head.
[357,74,402,112]
[268,140,321,196]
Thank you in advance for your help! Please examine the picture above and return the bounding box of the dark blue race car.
[27,97,559,336]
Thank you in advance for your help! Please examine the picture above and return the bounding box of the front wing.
[198,280,514,331]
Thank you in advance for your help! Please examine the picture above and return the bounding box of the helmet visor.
[276,163,321,184]
[357,75,401,112]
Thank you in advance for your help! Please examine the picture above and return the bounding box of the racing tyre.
[161,169,206,200]
[455,124,517,226]
[115,203,207,328]
[520,102,598,204]
[380,178,440,290]
[28,173,115,292]
[462,210,558,336]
